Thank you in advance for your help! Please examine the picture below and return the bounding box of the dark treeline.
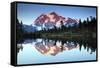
[16,19,40,43]
[38,16,97,33]
[16,16,97,42]
[33,16,97,39]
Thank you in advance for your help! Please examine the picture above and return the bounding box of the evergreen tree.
[79,19,82,29]
[60,20,66,31]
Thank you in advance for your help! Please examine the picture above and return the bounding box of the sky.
[17,3,96,25]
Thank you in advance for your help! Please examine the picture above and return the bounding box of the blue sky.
[17,3,96,25]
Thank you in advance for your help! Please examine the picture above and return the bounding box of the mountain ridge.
[34,12,79,28]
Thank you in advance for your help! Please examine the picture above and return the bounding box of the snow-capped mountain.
[34,12,79,28]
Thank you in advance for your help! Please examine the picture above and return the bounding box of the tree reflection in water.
[17,38,96,56]
[17,44,23,54]
[35,39,96,56]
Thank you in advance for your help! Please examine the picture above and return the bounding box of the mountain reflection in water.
[35,40,79,56]
[17,38,96,55]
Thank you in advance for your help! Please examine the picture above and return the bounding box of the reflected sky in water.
[17,39,96,65]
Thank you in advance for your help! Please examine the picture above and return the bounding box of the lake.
[17,38,96,65]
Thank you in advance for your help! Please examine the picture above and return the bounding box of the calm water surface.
[17,38,96,65]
